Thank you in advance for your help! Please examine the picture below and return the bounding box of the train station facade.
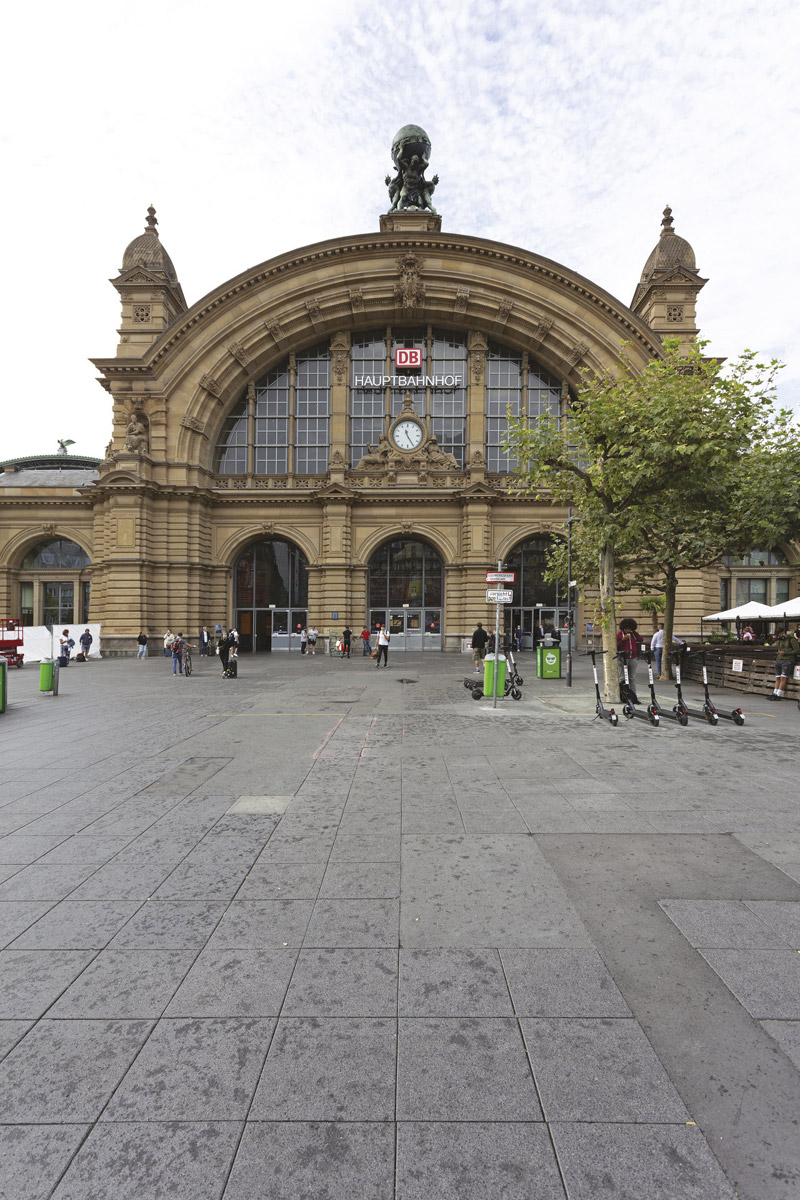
[1,174,797,653]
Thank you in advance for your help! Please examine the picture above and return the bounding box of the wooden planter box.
[683,647,799,699]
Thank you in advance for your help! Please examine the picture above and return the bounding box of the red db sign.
[395,347,422,369]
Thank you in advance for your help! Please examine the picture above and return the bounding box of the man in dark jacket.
[471,622,489,672]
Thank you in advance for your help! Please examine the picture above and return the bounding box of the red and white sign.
[486,571,516,583]
[395,347,422,369]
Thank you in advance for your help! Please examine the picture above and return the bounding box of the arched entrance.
[18,538,91,627]
[234,538,309,651]
[506,536,573,650]
[367,538,444,651]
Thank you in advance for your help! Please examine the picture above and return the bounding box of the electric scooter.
[582,648,618,725]
[670,650,718,725]
[615,652,659,726]
[639,646,688,726]
[693,651,745,726]
[503,642,524,687]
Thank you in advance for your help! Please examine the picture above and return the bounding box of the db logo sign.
[395,347,422,369]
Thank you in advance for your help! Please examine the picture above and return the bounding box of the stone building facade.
[1,199,797,653]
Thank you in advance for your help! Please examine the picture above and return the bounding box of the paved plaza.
[0,647,799,1199]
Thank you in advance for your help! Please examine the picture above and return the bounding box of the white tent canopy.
[760,596,800,619]
[702,601,776,621]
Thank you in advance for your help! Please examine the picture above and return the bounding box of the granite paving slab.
[165,947,298,1017]
[319,861,400,898]
[744,900,800,947]
[699,948,800,1018]
[500,948,631,1017]
[236,861,326,899]
[0,901,54,948]
[0,1019,152,1121]
[0,949,96,1018]
[102,1016,273,1120]
[396,1017,542,1121]
[0,835,70,865]
[398,949,514,1017]
[0,1124,91,1200]
[47,948,197,1018]
[0,1019,33,1060]
[206,900,313,948]
[222,1121,395,1200]
[250,1016,397,1120]
[51,1121,242,1200]
[35,835,135,865]
[550,1122,736,1199]
[108,900,226,948]
[8,900,140,949]
[282,948,398,1016]
[396,1122,567,1200]
[760,1020,800,1072]
[303,898,399,947]
[68,862,175,900]
[659,899,792,948]
[0,864,96,902]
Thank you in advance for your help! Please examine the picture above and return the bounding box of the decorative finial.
[145,205,159,237]
[57,439,75,456]
[661,205,674,235]
[386,125,438,215]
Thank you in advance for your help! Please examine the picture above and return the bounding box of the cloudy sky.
[2,0,797,459]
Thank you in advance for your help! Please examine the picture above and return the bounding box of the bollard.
[39,660,54,692]
[0,658,6,713]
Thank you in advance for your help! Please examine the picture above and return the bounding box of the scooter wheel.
[706,711,719,726]
[514,675,523,686]
[733,710,745,726]
[622,704,635,719]
[678,712,689,727]
[464,678,474,689]
[510,687,522,700]
[648,706,660,726]
[471,688,484,700]
[610,711,619,726]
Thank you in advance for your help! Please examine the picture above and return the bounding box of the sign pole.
[493,558,502,709]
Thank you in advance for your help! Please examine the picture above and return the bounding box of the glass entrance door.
[238,608,307,651]
[369,607,442,651]
[506,606,574,651]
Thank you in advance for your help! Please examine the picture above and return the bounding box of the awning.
[702,601,776,621]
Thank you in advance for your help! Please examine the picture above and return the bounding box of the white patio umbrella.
[760,596,800,619]
[703,600,776,621]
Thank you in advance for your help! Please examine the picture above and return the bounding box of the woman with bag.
[616,618,644,703]
[375,624,390,668]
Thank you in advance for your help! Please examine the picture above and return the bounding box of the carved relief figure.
[124,411,148,454]
[385,124,439,214]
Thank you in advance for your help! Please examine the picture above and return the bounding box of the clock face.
[393,419,424,451]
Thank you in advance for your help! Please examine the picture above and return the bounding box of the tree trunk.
[598,541,617,701]
[662,568,678,680]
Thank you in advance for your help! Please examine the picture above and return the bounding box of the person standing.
[218,630,229,674]
[342,625,352,658]
[375,624,390,667]
[767,627,800,701]
[163,629,174,657]
[171,632,184,675]
[650,623,665,678]
[199,627,210,656]
[361,626,372,655]
[471,622,489,672]
[308,626,318,655]
[79,628,93,660]
[59,629,74,665]
[514,624,522,652]
[300,627,308,654]
[616,618,644,701]
[136,632,148,660]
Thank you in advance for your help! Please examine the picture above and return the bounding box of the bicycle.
[183,644,195,676]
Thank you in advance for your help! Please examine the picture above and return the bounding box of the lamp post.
[565,509,580,688]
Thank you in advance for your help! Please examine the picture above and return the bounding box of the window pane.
[775,578,790,604]
[22,539,89,569]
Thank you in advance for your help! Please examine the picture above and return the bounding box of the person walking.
[342,624,352,658]
[616,618,644,702]
[361,626,372,655]
[79,628,93,660]
[163,629,174,657]
[171,632,184,675]
[650,623,665,678]
[767,627,800,701]
[375,623,390,667]
[308,626,318,655]
[471,622,489,672]
[218,629,230,674]
[136,632,148,660]
[199,626,210,656]
[514,624,522,652]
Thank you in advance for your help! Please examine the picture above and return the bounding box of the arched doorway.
[506,535,573,650]
[367,538,444,651]
[234,538,309,651]
[18,538,91,627]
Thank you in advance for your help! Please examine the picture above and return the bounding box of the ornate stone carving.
[262,522,274,535]
[329,449,345,467]
[470,353,484,384]
[331,330,349,350]
[454,286,470,313]
[124,410,148,454]
[200,374,221,397]
[470,449,486,467]
[228,341,249,366]
[395,252,425,309]
[132,305,151,323]
[180,415,205,433]
[566,341,589,367]
[532,317,554,345]
[42,523,56,536]
[305,297,322,324]
[266,319,286,345]
[666,305,684,322]
[332,351,348,385]
[496,300,512,324]
[401,522,414,533]
[385,124,438,214]
[349,288,364,313]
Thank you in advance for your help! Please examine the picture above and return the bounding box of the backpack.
[172,638,182,655]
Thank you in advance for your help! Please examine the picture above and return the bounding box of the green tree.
[508,339,788,698]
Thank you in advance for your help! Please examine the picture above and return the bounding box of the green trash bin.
[536,645,562,679]
[39,660,54,692]
[483,653,507,697]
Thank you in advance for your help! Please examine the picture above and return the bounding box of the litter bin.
[536,645,562,679]
[483,653,507,697]
[39,660,54,692]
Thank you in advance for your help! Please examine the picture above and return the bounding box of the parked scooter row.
[584,648,744,729]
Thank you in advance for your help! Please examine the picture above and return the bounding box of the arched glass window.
[368,538,443,607]
[215,344,330,475]
[22,539,90,570]
[507,536,558,607]
[486,345,562,473]
[350,328,467,467]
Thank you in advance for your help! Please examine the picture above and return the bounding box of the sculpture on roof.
[57,439,75,456]
[385,124,438,214]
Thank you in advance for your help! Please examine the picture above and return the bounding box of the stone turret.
[111,206,188,357]
[631,206,707,352]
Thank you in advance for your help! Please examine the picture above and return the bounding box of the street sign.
[486,589,514,603]
[486,571,515,583]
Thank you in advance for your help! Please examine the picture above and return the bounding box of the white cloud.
[1,0,797,458]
